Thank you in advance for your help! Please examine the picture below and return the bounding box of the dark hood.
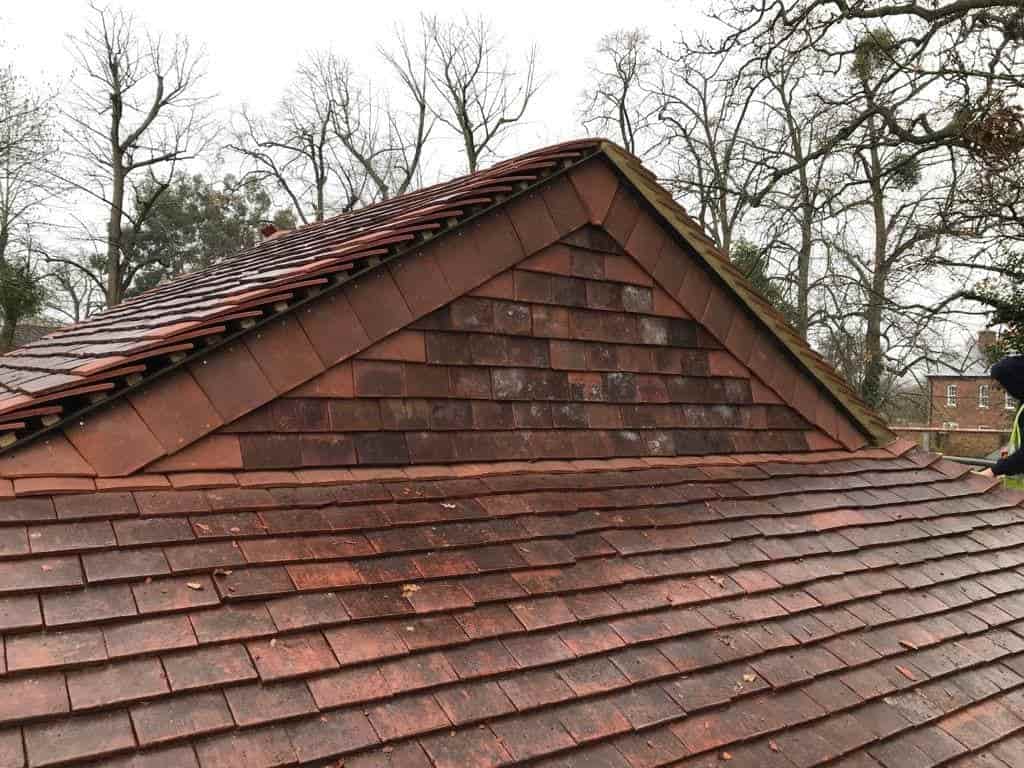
[992,355,1024,401]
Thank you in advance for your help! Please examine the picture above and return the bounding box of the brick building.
[0,140,1023,767]
[925,330,1018,456]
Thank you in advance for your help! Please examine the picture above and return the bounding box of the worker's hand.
[978,468,995,477]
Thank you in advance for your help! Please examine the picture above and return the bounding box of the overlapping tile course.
[1,443,1024,766]
[0,141,1001,767]
[178,228,829,470]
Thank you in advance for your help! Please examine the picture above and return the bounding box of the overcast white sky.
[3,0,690,175]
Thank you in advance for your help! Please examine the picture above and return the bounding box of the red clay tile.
[105,614,197,657]
[295,293,368,370]
[163,642,257,691]
[62,400,163,476]
[491,711,576,761]
[225,679,316,727]
[6,627,106,671]
[508,189,561,255]
[570,157,619,224]
[345,268,415,342]
[42,583,136,627]
[248,631,338,680]
[287,709,380,764]
[541,176,590,236]
[53,490,137,520]
[421,727,513,768]
[132,575,219,613]
[190,603,276,644]
[0,672,69,724]
[389,247,455,319]
[499,668,576,710]
[67,657,169,710]
[367,692,451,741]
[361,330,427,362]
[308,665,389,709]
[324,622,407,666]
[195,726,297,768]
[189,341,278,422]
[244,315,325,394]
[128,370,223,453]
[0,433,95,478]
[14,475,96,495]
[434,679,515,725]
[152,435,244,473]
[131,690,233,746]
[0,555,83,593]
[24,710,136,766]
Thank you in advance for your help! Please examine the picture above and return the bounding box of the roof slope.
[1,443,1024,767]
[0,139,888,464]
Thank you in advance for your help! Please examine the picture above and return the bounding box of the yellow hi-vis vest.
[1007,403,1024,491]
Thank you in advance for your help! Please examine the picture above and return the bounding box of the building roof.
[0,139,887,456]
[0,141,1020,768]
[2,443,1024,768]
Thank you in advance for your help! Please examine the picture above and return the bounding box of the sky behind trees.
[3,0,681,176]
[1,0,1021,418]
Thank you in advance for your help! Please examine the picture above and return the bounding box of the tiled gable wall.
[198,228,833,470]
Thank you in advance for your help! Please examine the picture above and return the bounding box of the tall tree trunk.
[797,211,812,338]
[0,321,15,352]
[106,160,125,307]
[862,130,888,408]
[781,97,813,339]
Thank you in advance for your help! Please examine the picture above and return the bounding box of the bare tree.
[45,255,105,324]
[228,96,342,226]
[705,0,1024,204]
[0,62,56,343]
[753,41,844,339]
[62,2,211,307]
[580,29,661,157]
[310,43,432,201]
[228,37,432,223]
[655,47,769,256]
[423,14,542,172]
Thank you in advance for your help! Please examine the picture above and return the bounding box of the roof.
[2,141,1019,768]
[2,442,1024,768]
[0,139,888,457]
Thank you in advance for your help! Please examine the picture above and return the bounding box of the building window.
[946,384,958,407]
[1009,392,1019,411]
[979,384,990,408]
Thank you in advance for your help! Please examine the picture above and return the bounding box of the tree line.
[0,4,541,323]
[581,0,1024,412]
[0,1,1021,417]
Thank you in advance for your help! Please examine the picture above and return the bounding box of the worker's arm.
[993,445,1024,477]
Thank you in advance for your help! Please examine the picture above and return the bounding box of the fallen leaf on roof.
[896,665,916,681]
[186,582,203,590]
[769,740,780,752]
[742,673,758,683]
[900,639,919,651]
[441,502,457,509]
[401,583,420,598]
[720,751,733,761]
